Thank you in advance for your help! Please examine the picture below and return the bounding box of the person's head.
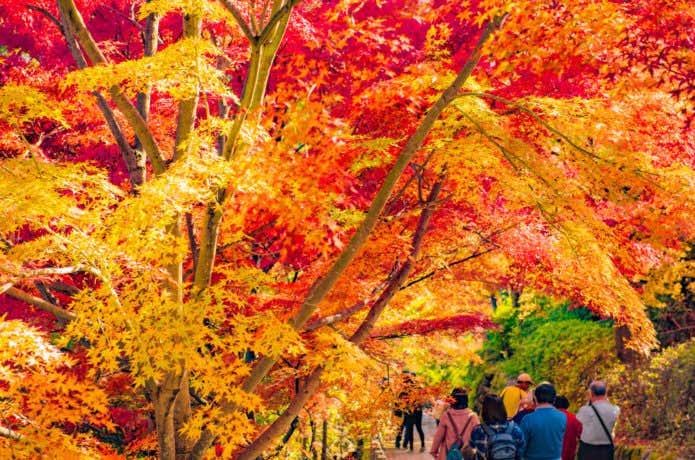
[481,394,507,424]
[519,390,536,411]
[515,373,534,391]
[534,382,556,405]
[589,380,608,401]
[450,387,469,409]
[554,395,570,410]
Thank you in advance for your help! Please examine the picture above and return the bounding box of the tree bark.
[321,419,328,460]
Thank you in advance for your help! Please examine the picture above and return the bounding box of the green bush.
[502,318,616,406]
[607,339,695,457]
[458,296,616,409]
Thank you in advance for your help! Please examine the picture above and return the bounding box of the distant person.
[512,389,536,424]
[576,381,619,460]
[500,373,534,419]
[429,396,450,426]
[430,388,479,460]
[394,391,407,449]
[402,372,426,452]
[519,382,566,460]
[469,394,525,460]
[554,395,583,460]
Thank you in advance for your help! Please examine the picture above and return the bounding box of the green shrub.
[503,318,617,406]
[607,339,695,458]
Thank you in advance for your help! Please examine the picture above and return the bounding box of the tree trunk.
[614,324,642,366]
[152,380,180,460]
[321,419,328,460]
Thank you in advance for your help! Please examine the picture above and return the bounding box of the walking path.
[383,414,437,459]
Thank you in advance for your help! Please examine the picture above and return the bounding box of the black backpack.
[481,423,517,460]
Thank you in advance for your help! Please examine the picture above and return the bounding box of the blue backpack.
[481,422,517,460]
[446,412,474,460]
[447,442,464,460]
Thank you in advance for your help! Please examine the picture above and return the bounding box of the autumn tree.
[1,0,693,459]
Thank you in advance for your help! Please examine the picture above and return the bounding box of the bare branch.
[25,4,63,30]
[219,0,257,42]
[4,287,76,322]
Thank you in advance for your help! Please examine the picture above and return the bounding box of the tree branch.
[458,92,608,162]
[258,0,302,44]
[236,178,443,460]
[1,264,88,279]
[219,0,257,43]
[401,247,497,289]
[4,287,76,322]
[56,0,167,175]
[173,13,202,162]
[303,262,399,332]
[238,17,501,397]
[192,15,504,460]
[25,4,63,29]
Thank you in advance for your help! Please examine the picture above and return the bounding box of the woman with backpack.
[430,388,480,460]
[469,394,526,460]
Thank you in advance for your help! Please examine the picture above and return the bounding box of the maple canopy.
[1,0,694,458]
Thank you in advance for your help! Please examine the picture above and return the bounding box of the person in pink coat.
[430,388,480,460]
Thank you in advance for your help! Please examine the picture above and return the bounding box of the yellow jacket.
[500,385,527,418]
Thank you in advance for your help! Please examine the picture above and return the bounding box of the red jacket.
[559,408,583,460]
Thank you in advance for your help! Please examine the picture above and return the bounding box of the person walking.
[469,394,525,460]
[430,388,479,460]
[519,382,566,460]
[576,381,619,460]
[554,395,582,460]
[500,373,534,419]
[394,391,407,449]
[401,372,427,452]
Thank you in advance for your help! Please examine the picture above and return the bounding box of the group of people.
[426,374,619,460]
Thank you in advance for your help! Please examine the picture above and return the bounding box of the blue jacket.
[519,406,566,460]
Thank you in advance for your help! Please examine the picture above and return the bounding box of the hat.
[516,373,534,385]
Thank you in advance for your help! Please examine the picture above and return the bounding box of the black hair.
[481,394,507,424]
[554,395,570,409]
[451,387,469,409]
[534,383,556,404]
